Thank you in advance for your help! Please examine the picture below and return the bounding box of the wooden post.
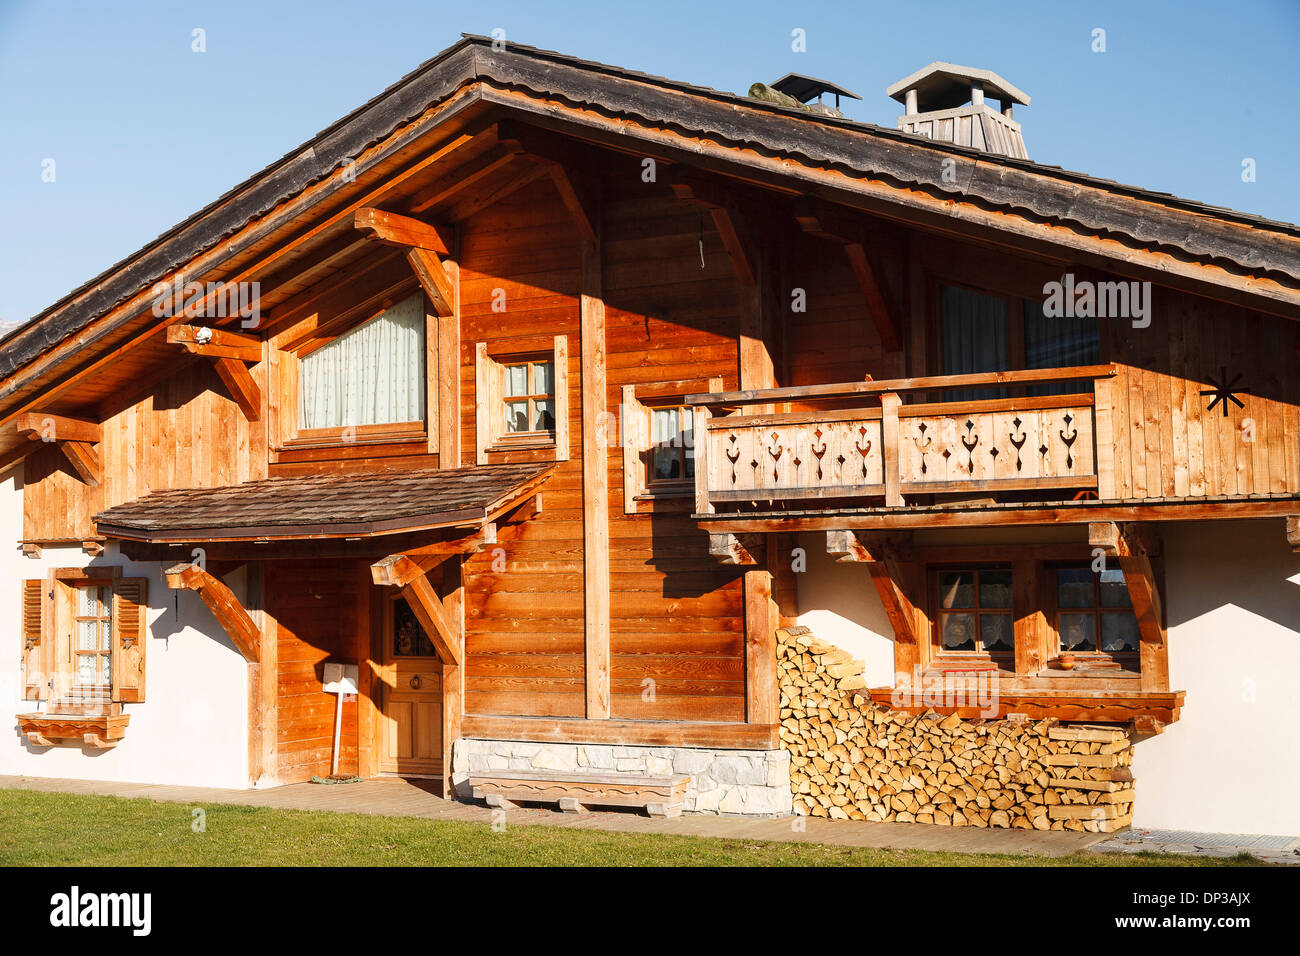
[881,392,903,506]
[245,562,277,788]
[1013,558,1044,676]
[1093,375,1116,499]
[356,561,377,780]
[743,539,777,725]
[581,212,611,720]
[438,252,462,467]
[441,556,464,797]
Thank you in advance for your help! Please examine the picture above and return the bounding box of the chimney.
[887,62,1030,159]
[750,73,862,118]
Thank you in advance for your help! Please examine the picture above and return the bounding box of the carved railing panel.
[706,413,884,500]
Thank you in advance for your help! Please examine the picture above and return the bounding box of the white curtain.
[299,293,425,429]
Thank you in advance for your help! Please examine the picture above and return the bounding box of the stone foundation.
[779,626,1135,832]
[452,738,793,815]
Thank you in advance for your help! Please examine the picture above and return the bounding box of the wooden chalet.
[3,38,1298,828]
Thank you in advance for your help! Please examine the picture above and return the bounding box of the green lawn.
[0,788,1265,867]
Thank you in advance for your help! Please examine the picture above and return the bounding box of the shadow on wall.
[1162,518,1300,631]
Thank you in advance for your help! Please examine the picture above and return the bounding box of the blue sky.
[1,0,1297,323]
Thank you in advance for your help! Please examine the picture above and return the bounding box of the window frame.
[928,564,1016,665]
[621,377,721,513]
[475,336,570,463]
[271,287,435,456]
[500,357,557,439]
[1049,562,1142,667]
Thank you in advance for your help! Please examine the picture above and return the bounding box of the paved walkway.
[0,774,1104,858]
[1094,827,1300,865]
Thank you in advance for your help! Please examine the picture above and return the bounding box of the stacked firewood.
[777,626,1134,832]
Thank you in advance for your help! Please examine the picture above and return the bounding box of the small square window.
[935,568,1014,658]
[648,405,694,485]
[1055,566,1140,658]
[502,360,555,436]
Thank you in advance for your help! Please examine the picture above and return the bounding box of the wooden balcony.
[687,365,1116,513]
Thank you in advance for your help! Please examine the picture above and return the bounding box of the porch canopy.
[93,462,552,543]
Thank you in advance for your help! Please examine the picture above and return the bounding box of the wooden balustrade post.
[694,404,713,514]
[881,392,903,507]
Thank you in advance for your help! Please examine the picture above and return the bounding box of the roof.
[887,61,1031,108]
[3,35,1299,393]
[93,462,552,542]
[769,73,862,103]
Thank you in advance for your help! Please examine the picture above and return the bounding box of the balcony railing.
[686,365,1117,513]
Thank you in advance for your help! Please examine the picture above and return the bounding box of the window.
[19,571,148,707]
[298,292,425,430]
[73,585,113,692]
[475,337,569,463]
[938,283,1099,399]
[648,405,694,484]
[392,599,435,658]
[503,359,555,435]
[934,567,1014,657]
[1054,566,1140,658]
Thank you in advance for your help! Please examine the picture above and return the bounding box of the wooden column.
[581,216,611,719]
[438,254,462,466]
[441,556,465,797]
[743,540,777,725]
[881,392,903,507]
[245,562,277,787]
[1012,558,1045,676]
[356,561,378,780]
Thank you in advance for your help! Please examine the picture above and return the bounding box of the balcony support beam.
[1088,522,1166,691]
[709,532,760,566]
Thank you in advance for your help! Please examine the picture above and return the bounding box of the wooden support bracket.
[212,357,262,422]
[1287,515,1299,551]
[1089,521,1167,688]
[407,247,456,318]
[353,207,452,255]
[165,563,262,662]
[370,551,463,666]
[497,122,601,241]
[166,324,263,363]
[709,532,762,566]
[827,530,918,646]
[793,197,902,352]
[668,168,756,286]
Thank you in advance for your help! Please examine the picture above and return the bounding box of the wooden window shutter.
[553,335,570,462]
[20,578,46,700]
[111,577,149,703]
[621,385,648,513]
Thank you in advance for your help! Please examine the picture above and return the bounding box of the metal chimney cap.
[769,72,863,104]
[887,61,1030,110]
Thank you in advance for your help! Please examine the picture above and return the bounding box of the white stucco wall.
[795,520,1300,837]
[0,467,250,788]
[1132,520,1300,836]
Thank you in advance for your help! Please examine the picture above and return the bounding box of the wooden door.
[377,594,443,775]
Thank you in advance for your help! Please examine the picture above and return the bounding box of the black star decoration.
[1199,367,1249,417]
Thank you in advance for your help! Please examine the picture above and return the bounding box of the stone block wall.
[452,738,793,815]
[779,626,1135,832]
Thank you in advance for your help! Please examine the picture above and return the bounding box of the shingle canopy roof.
[94,462,552,541]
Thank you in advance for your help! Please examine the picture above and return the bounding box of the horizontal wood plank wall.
[459,178,587,718]
[264,559,362,782]
[24,360,258,542]
[602,179,747,723]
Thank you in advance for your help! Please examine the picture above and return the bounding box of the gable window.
[503,359,555,435]
[938,283,1099,399]
[298,292,425,430]
[475,336,570,463]
[1054,566,1140,659]
[934,567,1014,658]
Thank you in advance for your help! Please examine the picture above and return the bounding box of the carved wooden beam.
[668,169,756,286]
[15,412,103,445]
[498,122,600,241]
[370,551,464,666]
[165,563,262,662]
[709,532,761,566]
[165,325,263,363]
[407,247,456,318]
[1287,515,1299,551]
[793,198,902,352]
[352,207,452,255]
[212,357,261,422]
[59,440,101,487]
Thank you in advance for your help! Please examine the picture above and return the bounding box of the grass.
[0,788,1269,867]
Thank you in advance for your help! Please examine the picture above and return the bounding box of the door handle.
[410,675,423,690]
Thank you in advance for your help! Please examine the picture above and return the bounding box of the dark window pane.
[1098,569,1131,607]
[940,285,1009,401]
[683,446,695,479]
[980,570,1013,609]
[1059,612,1096,652]
[1057,567,1094,608]
[941,613,977,651]
[652,446,680,480]
[1024,299,1100,396]
[980,613,1015,653]
[1101,613,1140,653]
[939,571,976,609]
[533,399,554,432]
[393,600,434,657]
